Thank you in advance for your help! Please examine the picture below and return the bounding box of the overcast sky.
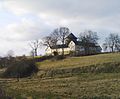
[0,0,120,56]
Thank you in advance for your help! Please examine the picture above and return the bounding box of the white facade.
[46,41,85,55]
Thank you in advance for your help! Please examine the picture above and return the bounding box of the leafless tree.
[42,30,59,54]
[43,27,70,55]
[103,33,120,52]
[53,27,70,55]
[29,40,41,56]
[79,30,99,43]
[43,36,55,47]
[78,30,99,55]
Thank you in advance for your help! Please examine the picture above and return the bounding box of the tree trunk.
[62,39,64,56]
[62,48,64,56]
[35,49,37,56]
[111,46,114,52]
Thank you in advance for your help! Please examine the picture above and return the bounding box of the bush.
[3,59,39,78]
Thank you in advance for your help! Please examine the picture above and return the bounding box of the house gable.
[68,41,76,51]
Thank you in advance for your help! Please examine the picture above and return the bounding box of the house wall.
[46,47,70,55]
[45,41,101,56]
[55,48,70,55]
[45,47,52,55]
[68,41,76,51]
[68,41,86,55]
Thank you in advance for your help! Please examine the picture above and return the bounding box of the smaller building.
[46,33,102,56]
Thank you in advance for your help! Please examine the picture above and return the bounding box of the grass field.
[1,53,120,99]
[38,53,120,69]
[1,73,120,99]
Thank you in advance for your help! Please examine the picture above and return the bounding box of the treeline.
[103,33,120,52]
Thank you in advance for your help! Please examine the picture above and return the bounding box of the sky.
[0,0,120,56]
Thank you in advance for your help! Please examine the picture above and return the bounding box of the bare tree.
[103,33,120,52]
[43,36,56,48]
[42,30,59,55]
[78,30,99,55]
[43,27,70,55]
[79,30,99,43]
[29,40,41,56]
[50,29,59,46]
[53,27,70,55]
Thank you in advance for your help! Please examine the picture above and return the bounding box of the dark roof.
[65,33,78,45]
[73,40,101,47]
[50,44,68,49]
[66,33,77,40]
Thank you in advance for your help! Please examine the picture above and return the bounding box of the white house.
[46,33,102,55]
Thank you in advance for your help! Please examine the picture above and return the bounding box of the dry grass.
[1,73,120,98]
[1,53,120,98]
[38,53,120,69]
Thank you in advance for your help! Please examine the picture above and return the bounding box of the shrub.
[3,59,39,78]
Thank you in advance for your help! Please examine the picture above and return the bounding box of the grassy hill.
[1,53,120,98]
[38,53,120,69]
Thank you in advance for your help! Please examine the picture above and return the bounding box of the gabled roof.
[66,33,77,40]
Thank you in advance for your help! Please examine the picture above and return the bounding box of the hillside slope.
[38,53,120,69]
[1,53,120,98]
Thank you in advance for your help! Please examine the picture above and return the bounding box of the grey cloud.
[3,0,120,18]
[0,17,54,41]
[1,0,120,55]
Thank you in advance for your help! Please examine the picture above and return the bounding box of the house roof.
[72,40,101,47]
[50,44,68,49]
[66,33,77,40]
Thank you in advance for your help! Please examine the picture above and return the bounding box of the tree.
[50,29,59,46]
[43,35,58,48]
[43,28,64,54]
[29,40,41,57]
[43,27,70,55]
[53,27,70,55]
[78,30,99,55]
[42,35,58,54]
[79,30,99,43]
[103,33,120,52]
